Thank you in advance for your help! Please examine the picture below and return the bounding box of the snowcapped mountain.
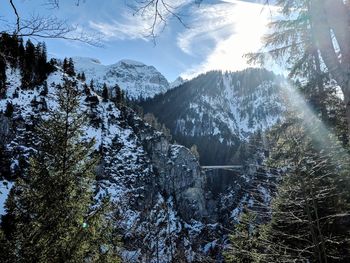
[170,76,187,89]
[0,65,209,261]
[0,45,277,262]
[72,57,171,100]
[141,68,286,165]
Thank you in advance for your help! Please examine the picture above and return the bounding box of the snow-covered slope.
[142,68,286,165]
[0,65,214,262]
[170,76,187,89]
[73,57,171,100]
[0,62,277,262]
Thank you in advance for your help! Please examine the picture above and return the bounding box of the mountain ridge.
[0,37,276,261]
[72,56,171,100]
[141,68,286,165]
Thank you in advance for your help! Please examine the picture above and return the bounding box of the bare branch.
[43,0,84,9]
[44,0,59,8]
[9,0,20,33]
[10,15,101,47]
[3,1,102,47]
[130,0,195,41]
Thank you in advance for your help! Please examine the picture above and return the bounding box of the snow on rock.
[0,62,279,262]
[0,64,211,262]
[73,56,171,100]
[170,76,186,89]
[181,71,285,140]
[143,68,286,142]
[0,181,13,216]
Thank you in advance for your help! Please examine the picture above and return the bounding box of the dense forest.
[1,0,350,262]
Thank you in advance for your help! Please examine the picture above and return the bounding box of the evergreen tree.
[0,33,19,68]
[83,83,91,96]
[0,145,11,181]
[68,57,75,77]
[0,55,6,97]
[257,116,350,262]
[143,113,161,130]
[0,228,11,262]
[114,84,123,105]
[21,39,36,89]
[40,82,48,96]
[81,72,86,82]
[90,79,94,91]
[63,57,68,73]
[34,42,48,84]
[102,83,109,102]
[62,57,75,77]
[3,78,120,262]
[247,0,350,127]
[4,102,14,117]
[225,211,260,263]
[18,39,25,69]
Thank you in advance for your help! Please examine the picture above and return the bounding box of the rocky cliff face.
[135,121,207,221]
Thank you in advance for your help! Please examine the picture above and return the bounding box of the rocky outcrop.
[126,111,207,221]
[157,143,206,221]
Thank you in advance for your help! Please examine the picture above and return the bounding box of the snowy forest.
[1,0,350,262]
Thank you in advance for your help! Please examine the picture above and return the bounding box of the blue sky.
[1,0,278,81]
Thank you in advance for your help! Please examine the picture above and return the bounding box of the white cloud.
[89,19,149,41]
[179,0,278,79]
[89,0,193,41]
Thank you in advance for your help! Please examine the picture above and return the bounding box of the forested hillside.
[0,34,208,262]
[141,69,285,165]
[2,0,350,260]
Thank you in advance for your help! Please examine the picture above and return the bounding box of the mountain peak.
[118,59,145,67]
[73,56,171,100]
[170,76,186,88]
[72,56,102,65]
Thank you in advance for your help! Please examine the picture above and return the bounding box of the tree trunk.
[310,0,350,131]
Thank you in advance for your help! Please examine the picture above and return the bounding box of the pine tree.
[247,0,341,125]
[90,79,94,91]
[102,83,109,102]
[0,228,11,262]
[0,145,11,181]
[0,55,6,97]
[3,78,120,262]
[40,82,48,96]
[225,210,260,263]
[62,58,75,77]
[114,84,123,105]
[34,42,48,84]
[81,72,86,82]
[257,116,350,262]
[4,102,14,117]
[18,39,25,70]
[68,57,75,77]
[21,40,36,89]
[63,57,68,73]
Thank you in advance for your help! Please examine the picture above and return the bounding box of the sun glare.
[181,0,277,78]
